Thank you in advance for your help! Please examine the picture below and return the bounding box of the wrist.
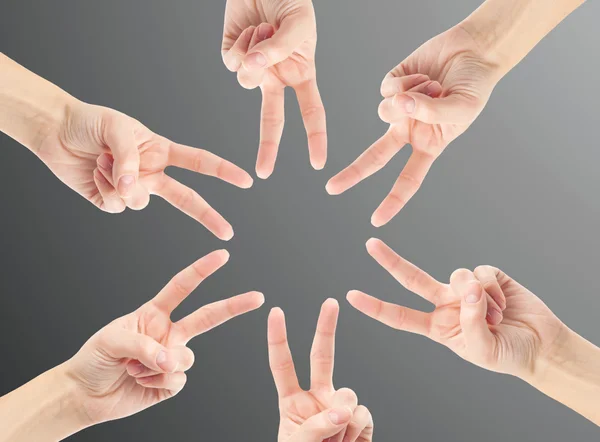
[51,362,94,431]
[0,363,91,442]
[521,326,600,425]
[458,0,586,80]
[0,53,79,153]
[523,324,576,385]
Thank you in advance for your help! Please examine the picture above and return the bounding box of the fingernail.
[465,284,482,304]
[97,155,113,170]
[424,82,441,97]
[394,95,415,114]
[257,25,270,41]
[137,376,151,385]
[329,407,352,425]
[488,308,503,324]
[118,175,135,196]
[129,362,144,375]
[156,350,168,369]
[245,52,267,69]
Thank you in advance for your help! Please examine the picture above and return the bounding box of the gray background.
[1,0,599,440]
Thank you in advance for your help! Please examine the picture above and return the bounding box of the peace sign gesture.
[348,239,564,379]
[64,250,264,426]
[268,299,374,442]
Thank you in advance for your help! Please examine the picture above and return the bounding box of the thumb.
[450,269,496,360]
[243,13,314,71]
[97,328,176,373]
[391,92,480,126]
[104,117,140,198]
[289,407,352,442]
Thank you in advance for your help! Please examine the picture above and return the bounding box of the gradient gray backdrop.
[1,0,600,440]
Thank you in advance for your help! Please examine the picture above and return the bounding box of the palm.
[278,390,334,440]
[71,306,185,422]
[65,251,264,425]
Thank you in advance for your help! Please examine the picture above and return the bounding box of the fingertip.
[365,237,383,253]
[97,153,114,171]
[219,225,234,241]
[323,297,339,310]
[117,175,136,198]
[269,306,284,319]
[243,52,268,70]
[346,290,364,304]
[370,212,386,228]
[240,174,254,189]
[251,291,266,307]
[328,407,353,425]
[325,179,341,195]
[487,308,503,325]
[216,249,231,263]
[256,165,273,180]
[310,154,327,171]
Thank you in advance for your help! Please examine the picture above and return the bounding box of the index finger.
[151,250,230,314]
[310,298,339,391]
[325,128,406,196]
[268,307,301,398]
[176,291,265,342]
[295,79,327,170]
[168,143,253,189]
[371,151,436,227]
[366,238,445,305]
[153,176,234,241]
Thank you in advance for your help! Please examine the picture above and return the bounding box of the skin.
[326,0,587,227]
[347,238,600,425]
[0,250,264,441]
[268,299,374,442]
[0,54,253,240]
[222,0,326,178]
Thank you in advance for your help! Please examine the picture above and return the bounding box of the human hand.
[347,239,566,379]
[64,250,264,425]
[36,100,253,240]
[222,0,326,178]
[268,299,373,442]
[327,25,500,226]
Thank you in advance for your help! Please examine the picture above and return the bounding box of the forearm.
[0,53,76,153]
[460,0,586,78]
[525,328,600,426]
[0,363,90,442]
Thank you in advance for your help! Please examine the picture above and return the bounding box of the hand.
[347,238,566,379]
[64,250,264,425]
[268,299,374,442]
[37,100,253,240]
[222,0,326,178]
[327,25,499,227]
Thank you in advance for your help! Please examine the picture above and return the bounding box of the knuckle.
[366,144,389,167]
[450,268,470,283]
[310,349,333,364]
[261,114,285,128]
[198,306,218,330]
[269,358,295,373]
[394,306,406,328]
[337,387,358,405]
[301,105,325,120]
[175,188,195,211]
